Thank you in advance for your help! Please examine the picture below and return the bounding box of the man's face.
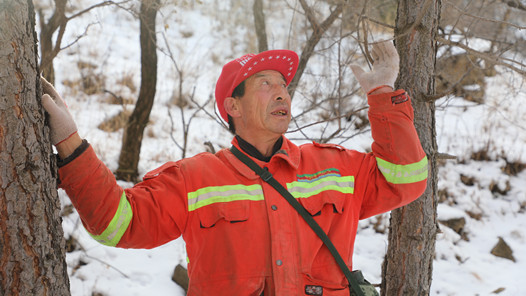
[234,70,292,139]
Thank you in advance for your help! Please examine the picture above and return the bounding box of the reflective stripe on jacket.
[58,89,428,296]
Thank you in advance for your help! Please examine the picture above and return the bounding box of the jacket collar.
[222,135,300,180]
[235,135,283,162]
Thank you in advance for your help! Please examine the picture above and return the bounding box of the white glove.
[41,77,78,145]
[350,40,400,94]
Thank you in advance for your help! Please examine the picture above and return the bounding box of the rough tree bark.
[116,0,159,182]
[0,0,70,294]
[381,1,441,295]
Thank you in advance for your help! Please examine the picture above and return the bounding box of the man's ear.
[224,97,241,118]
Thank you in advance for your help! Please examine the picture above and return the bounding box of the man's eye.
[262,81,269,85]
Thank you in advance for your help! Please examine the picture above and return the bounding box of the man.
[42,41,428,295]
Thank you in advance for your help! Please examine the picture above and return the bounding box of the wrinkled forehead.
[246,70,287,83]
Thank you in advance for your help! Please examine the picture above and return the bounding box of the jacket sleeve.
[357,89,428,219]
[59,145,188,249]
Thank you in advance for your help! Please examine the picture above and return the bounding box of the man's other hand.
[41,77,81,157]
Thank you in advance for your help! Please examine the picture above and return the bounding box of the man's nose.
[273,85,290,100]
[275,93,290,101]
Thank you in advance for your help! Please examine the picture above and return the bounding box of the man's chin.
[272,118,291,130]
[272,128,288,137]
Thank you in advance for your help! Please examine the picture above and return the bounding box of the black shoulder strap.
[230,145,365,296]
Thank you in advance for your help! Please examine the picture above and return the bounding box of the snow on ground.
[39,1,526,295]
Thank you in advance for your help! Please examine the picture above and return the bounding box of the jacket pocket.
[297,193,345,217]
[189,184,263,227]
[196,201,250,228]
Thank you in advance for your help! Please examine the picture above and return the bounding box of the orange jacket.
[59,89,427,296]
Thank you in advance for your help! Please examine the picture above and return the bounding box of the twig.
[356,0,433,46]
[60,23,97,51]
[360,15,395,30]
[287,106,368,134]
[437,152,457,160]
[67,0,126,20]
[67,226,130,279]
[352,0,433,47]
[290,113,313,141]
[82,253,130,279]
[167,107,183,152]
[203,141,216,154]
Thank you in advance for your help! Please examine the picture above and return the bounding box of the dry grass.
[98,110,132,132]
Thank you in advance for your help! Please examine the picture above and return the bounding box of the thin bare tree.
[37,0,118,84]
[288,0,344,98]
[253,0,269,52]
[116,0,160,181]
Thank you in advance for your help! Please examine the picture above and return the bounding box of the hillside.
[37,1,526,295]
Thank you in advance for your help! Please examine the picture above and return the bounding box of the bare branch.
[361,17,373,66]
[351,0,434,47]
[423,90,454,102]
[288,106,368,134]
[437,36,526,76]
[298,0,318,31]
[82,253,130,279]
[67,0,124,20]
[60,23,96,51]
[444,0,526,30]
[360,15,395,30]
[203,141,216,154]
[167,107,184,152]
[288,1,344,98]
[39,0,131,81]
[437,152,457,160]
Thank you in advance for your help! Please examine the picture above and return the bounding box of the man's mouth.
[271,110,288,116]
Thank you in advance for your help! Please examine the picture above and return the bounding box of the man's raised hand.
[350,40,400,94]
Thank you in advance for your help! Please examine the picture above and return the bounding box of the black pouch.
[350,271,379,296]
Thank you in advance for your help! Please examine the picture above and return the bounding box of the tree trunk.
[253,0,268,53]
[116,0,159,182]
[0,0,70,295]
[381,1,441,295]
